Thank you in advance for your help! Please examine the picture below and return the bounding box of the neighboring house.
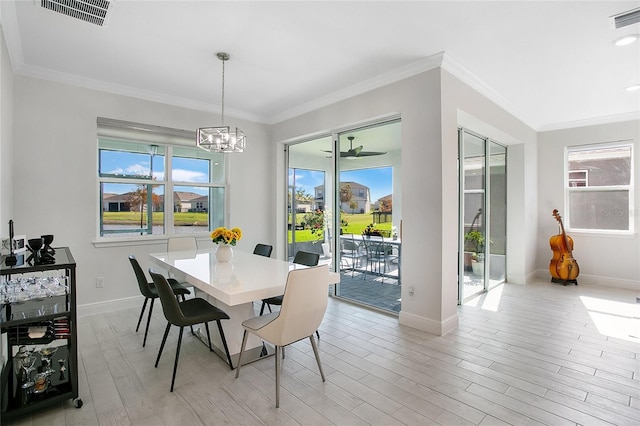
[102,193,129,212]
[103,191,206,213]
[191,194,209,213]
[172,191,205,213]
[315,182,371,213]
[295,202,313,213]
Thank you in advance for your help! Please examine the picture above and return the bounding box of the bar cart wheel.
[74,398,83,408]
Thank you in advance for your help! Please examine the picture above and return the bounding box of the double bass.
[549,209,579,284]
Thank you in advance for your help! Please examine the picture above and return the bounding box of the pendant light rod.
[217,52,229,124]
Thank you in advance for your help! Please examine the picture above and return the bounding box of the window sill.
[565,229,637,239]
[93,234,212,248]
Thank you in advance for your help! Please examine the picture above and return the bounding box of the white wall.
[537,121,640,289]
[11,76,273,309]
[440,71,539,286]
[272,67,540,335]
[0,27,14,242]
[273,70,451,333]
[5,59,637,332]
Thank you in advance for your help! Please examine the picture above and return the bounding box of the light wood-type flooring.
[4,279,639,425]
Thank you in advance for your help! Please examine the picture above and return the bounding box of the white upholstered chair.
[166,236,197,290]
[167,236,197,252]
[235,265,329,407]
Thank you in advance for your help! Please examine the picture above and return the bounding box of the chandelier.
[197,52,246,153]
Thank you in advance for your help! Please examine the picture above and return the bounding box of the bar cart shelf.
[1,247,82,421]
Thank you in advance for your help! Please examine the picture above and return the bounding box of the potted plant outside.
[464,230,485,275]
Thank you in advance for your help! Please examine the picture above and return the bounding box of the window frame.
[565,141,634,235]
[95,119,228,245]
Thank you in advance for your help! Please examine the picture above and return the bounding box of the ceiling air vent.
[611,7,640,29]
[40,0,112,27]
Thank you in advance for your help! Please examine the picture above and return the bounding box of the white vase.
[472,261,484,276]
[215,244,233,262]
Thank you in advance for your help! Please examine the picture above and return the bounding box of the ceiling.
[1,1,639,132]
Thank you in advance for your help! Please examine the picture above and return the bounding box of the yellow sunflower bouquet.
[211,227,242,246]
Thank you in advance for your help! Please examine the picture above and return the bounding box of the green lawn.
[289,212,392,242]
[104,211,392,241]
[103,211,208,226]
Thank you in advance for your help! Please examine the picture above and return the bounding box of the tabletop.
[340,234,402,245]
[149,248,339,306]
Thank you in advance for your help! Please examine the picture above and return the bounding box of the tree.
[379,198,393,213]
[340,184,353,211]
[126,185,148,230]
[349,200,358,214]
[295,188,313,203]
[126,186,147,214]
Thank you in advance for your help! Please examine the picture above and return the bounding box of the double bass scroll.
[549,209,579,285]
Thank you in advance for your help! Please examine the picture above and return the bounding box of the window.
[97,119,226,238]
[568,170,588,187]
[566,143,633,232]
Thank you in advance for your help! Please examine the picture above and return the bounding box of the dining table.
[149,247,340,368]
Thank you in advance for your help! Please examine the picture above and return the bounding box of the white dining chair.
[167,236,197,252]
[167,236,197,293]
[235,265,329,408]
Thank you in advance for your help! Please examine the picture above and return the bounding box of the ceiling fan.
[326,136,387,158]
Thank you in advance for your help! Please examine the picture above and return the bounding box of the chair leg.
[275,345,282,408]
[155,322,171,368]
[136,297,149,332]
[315,330,320,339]
[235,330,249,378]
[143,298,155,347]
[309,334,326,382]
[170,327,184,392]
[204,321,213,351]
[259,301,266,315]
[216,320,234,370]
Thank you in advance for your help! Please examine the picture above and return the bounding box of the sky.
[101,151,210,195]
[102,150,393,201]
[290,166,393,202]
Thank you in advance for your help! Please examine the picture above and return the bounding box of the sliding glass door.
[488,142,507,289]
[458,128,507,302]
[286,136,334,260]
[285,119,402,314]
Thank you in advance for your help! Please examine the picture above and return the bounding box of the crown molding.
[538,111,640,132]
[440,54,538,130]
[2,0,633,134]
[268,52,446,124]
[0,0,23,73]
[0,0,264,124]
[17,62,265,123]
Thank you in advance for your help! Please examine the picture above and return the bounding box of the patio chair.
[361,236,397,283]
[235,265,329,408]
[340,235,362,277]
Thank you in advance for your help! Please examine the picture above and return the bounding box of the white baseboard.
[398,310,458,336]
[77,295,143,318]
[533,269,639,291]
